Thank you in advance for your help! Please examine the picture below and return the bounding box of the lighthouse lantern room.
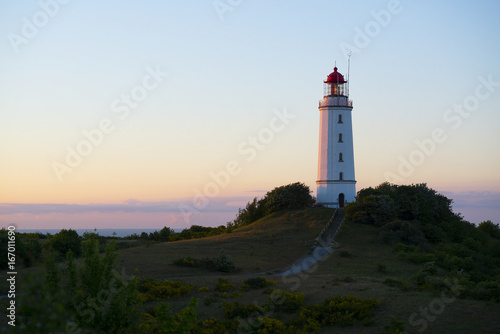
[316,65,356,208]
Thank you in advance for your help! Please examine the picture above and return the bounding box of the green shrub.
[293,295,379,328]
[240,277,277,291]
[222,301,266,319]
[203,295,217,306]
[214,278,235,292]
[192,317,240,333]
[395,243,435,263]
[15,239,139,333]
[421,224,447,243]
[138,278,193,301]
[254,317,287,333]
[46,229,82,258]
[262,182,315,215]
[331,276,356,283]
[172,256,197,267]
[383,315,405,334]
[267,290,305,313]
[231,182,314,229]
[138,299,198,333]
[478,220,500,239]
[383,278,410,291]
[214,249,236,272]
[379,220,428,248]
[18,236,43,267]
[172,250,237,273]
[469,281,500,302]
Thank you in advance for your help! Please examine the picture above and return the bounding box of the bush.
[383,278,410,291]
[192,317,240,333]
[138,299,198,333]
[172,250,237,273]
[268,290,305,313]
[469,281,500,302]
[15,239,139,333]
[222,301,266,319]
[214,278,235,292]
[345,195,397,227]
[295,295,379,327]
[0,230,43,269]
[263,182,315,214]
[395,243,435,264]
[253,317,287,333]
[172,256,197,267]
[46,229,82,258]
[421,224,447,243]
[240,277,277,291]
[383,316,405,334]
[379,220,428,248]
[345,183,460,231]
[478,220,500,239]
[214,249,236,273]
[18,236,43,267]
[138,278,193,301]
[231,182,314,228]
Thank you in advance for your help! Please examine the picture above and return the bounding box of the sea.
[15,228,184,238]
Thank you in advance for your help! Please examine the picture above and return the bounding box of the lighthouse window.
[339,153,343,162]
[338,133,343,142]
[339,172,343,180]
[338,114,343,123]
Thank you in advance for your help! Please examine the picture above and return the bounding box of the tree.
[263,182,315,214]
[231,182,315,229]
[15,239,140,333]
[478,220,500,239]
[345,194,397,227]
[160,226,174,241]
[46,229,82,257]
[378,220,428,248]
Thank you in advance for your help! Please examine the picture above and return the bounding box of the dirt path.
[277,209,344,276]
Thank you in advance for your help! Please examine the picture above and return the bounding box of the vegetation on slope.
[4,181,500,333]
[228,181,315,229]
[117,207,333,277]
[344,182,500,302]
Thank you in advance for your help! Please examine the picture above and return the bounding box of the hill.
[116,207,334,278]
[4,183,500,333]
[116,203,500,333]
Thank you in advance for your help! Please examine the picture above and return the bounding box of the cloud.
[0,196,253,216]
[441,191,500,209]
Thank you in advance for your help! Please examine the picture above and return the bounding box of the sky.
[1,0,499,230]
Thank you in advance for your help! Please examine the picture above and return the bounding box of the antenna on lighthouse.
[347,51,352,96]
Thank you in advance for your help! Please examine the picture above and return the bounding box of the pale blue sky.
[1,0,499,228]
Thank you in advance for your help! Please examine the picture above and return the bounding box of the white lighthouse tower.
[316,65,356,208]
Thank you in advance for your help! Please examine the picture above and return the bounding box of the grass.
[116,207,335,278]
[2,207,500,333]
[117,208,500,333]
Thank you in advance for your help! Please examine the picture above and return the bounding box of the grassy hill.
[115,207,500,333]
[3,187,499,333]
[117,207,334,278]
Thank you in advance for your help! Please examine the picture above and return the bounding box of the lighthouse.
[316,65,356,208]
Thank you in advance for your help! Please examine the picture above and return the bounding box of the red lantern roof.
[325,67,346,84]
